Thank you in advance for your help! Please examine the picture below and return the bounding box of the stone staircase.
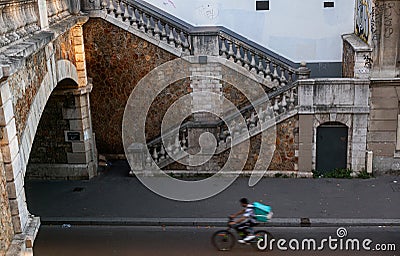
[86,0,310,173]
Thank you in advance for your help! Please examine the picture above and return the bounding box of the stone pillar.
[0,80,29,234]
[296,64,313,172]
[187,57,222,172]
[342,34,373,78]
[371,0,400,78]
[58,84,97,179]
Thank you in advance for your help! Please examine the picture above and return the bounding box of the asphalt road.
[34,225,399,256]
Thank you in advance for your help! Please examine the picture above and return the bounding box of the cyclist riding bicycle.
[229,198,257,243]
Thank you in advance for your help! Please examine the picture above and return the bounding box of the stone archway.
[0,59,95,243]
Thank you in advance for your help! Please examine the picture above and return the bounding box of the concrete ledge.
[40,217,400,227]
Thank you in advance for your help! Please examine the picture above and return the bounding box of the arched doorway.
[316,122,348,173]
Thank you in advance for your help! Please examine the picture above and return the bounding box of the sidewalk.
[25,161,400,227]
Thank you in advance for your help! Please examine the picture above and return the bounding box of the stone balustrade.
[0,0,40,47]
[101,0,192,53]
[128,80,300,174]
[46,0,71,24]
[90,0,298,91]
[219,35,298,89]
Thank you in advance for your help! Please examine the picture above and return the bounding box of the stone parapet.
[342,33,373,79]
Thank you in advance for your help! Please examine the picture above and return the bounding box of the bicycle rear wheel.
[251,230,273,251]
[211,230,235,251]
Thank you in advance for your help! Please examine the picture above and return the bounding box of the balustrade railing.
[135,81,299,172]
[46,0,70,24]
[96,0,298,90]
[0,0,40,47]
[101,0,192,53]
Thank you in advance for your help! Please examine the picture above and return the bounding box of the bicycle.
[211,217,273,251]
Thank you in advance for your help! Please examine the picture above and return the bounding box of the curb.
[40,217,400,227]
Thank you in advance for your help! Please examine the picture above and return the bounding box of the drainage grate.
[391,184,400,192]
[72,187,85,192]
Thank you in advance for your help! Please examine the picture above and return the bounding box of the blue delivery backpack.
[252,202,273,222]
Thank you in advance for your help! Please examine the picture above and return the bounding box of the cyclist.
[229,198,256,243]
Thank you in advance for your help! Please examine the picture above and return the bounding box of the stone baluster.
[227,41,235,61]
[152,147,158,162]
[166,140,173,156]
[4,4,19,42]
[26,1,39,34]
[248,111,257,129]
[159,146,166,160]
[174,28,181,49]
[235,44,242,65]
[281,93,287,112]
[160,22,167,40]
[167,25,175,45]
[145,154,153,167]
[219,38,227,57]
[181,32,190,52]
[46,0,55,22]
[114,0,123,17]
[257,58,265,78]
[11,4,23,39]
[273,96,280,114]
[264,59,272,81]
[144,14,152,34]
[153,18,161,38]
[243,50,250,70]
[173,135,181,155]
[257,107,265,124]
[129,7,138,28]
[181,132,187,149]
[121,2,129,21]
[280,67,287,87]
[16,4,27,38]
[0,5,9,46]
[54,0,63,20]
[138,11,145,32]
[288,88,296,110]
[272,63,280,87]
[148,16,156,35]
[250,52,257,74]
[107,0,115,14]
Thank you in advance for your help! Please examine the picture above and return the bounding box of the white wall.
[143,0,355,63]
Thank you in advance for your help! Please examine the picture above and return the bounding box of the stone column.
[59,84,97,179]
[187,59,222,172]
[296,64,313,172]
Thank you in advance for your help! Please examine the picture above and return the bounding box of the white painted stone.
[1,117,17,146]
[0,99,15,126]
[5,154,22,182]
[0,81,12,106]
[2,135,19,163]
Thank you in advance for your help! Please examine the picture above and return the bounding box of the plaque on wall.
[67,132,81,141]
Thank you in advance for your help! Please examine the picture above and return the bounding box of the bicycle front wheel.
[211,230,235,251]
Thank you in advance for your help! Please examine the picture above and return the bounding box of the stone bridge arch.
[0,56,96,251]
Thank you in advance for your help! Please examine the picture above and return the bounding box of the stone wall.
[215,116,298,171]
[367,80,400,174]
[0,155,13,255]
[6,25,77,143]
[28,92,72,164]
[7,50,48,142]
[83,18,179,154]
